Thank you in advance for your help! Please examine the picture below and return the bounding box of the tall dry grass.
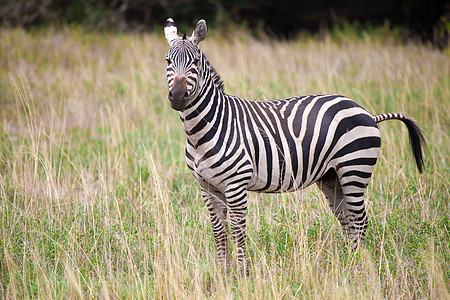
[0,26,448,298]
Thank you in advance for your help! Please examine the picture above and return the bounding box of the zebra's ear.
[190,19,207,46]
[164,18,178,44]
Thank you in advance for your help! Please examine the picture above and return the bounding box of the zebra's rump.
[243,94,381,193]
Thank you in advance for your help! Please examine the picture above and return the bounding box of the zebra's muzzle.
[169,77,189,111]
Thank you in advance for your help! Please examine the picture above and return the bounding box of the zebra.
[164,18,425,274]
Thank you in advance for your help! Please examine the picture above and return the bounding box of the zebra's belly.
[246,159,324,193]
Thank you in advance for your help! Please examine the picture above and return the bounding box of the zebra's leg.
[201,188,230,272]
[316,169,351,238]
[337,167,370,249]
[316,168,368,249]
[226,189,249,276]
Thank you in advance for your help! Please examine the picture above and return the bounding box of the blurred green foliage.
[0,0,448,46]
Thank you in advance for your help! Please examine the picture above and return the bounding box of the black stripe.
[344,192,365,198]
[341,170,372,179]
[235,100,253,167]
[341,181,368,188]
[292,95,314,138]
[186,148,194,160]
[227,176,252,187]
[339,157,378,168]
[240,100,260,173]
[332,136,381,160]
[347,199,365,207]
[278,99,299,190]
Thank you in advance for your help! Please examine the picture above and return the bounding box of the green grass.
[0,26,449,298]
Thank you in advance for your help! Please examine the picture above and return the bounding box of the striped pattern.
[373,112,403,123]
[164,19,425,274]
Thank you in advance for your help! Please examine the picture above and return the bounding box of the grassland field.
[0,25,449,298]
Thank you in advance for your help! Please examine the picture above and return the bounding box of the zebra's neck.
[179,63,229,147]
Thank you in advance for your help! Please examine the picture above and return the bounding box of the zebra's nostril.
[184,92,188,98]
[169,90,173,97]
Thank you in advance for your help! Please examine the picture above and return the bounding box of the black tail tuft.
[402,117,426,173]
[374,113,426,173]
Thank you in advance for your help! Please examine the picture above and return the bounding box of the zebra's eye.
[166,58,172,65]
[193,57,200,65]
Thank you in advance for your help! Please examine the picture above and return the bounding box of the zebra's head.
[164,18,207,111]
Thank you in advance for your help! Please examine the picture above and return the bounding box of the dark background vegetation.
[0,0,448,45]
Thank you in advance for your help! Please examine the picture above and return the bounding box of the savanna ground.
[0,25,448,298]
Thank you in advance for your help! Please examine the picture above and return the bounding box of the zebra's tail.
[373,113,426,173]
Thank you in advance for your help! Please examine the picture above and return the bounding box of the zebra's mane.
[203,55,224,92]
